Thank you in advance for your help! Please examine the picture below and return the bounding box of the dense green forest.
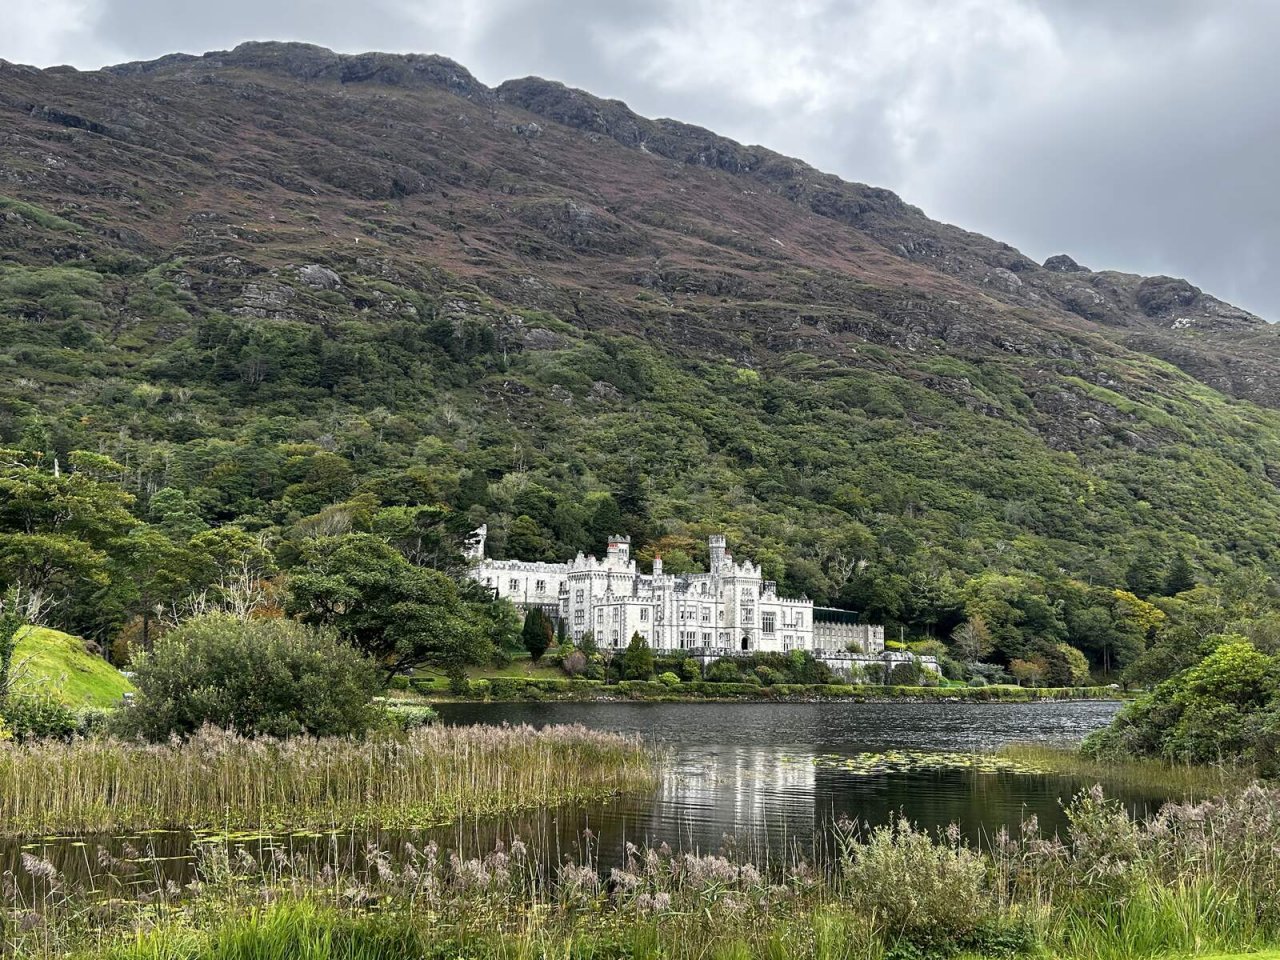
[5,44,1280,684]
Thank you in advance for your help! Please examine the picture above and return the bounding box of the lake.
[6,699,1156,886]
[429,699,1157,864]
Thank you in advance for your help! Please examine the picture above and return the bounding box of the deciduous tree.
[621,632,654,680]
[287,534,492,680]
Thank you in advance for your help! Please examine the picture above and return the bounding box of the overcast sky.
[7,0,1280,319]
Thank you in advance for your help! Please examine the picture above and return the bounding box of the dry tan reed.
[0,723,656,834]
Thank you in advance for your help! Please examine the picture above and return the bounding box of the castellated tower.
[708,534,727,571]
[606,534,631,564]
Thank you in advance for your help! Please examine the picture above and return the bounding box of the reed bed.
[0,723,657,834]
[3,782,1278,959]
[998,743,1255,797]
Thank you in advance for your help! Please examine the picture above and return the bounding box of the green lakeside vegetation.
[2,784,1275,960]
[997,743,1255,798]
[0,723,655,835]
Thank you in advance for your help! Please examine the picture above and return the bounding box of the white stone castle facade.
[466,529,903,665]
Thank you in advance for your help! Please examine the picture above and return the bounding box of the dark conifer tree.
[1163,552,1196,596]
[521,608,552,662]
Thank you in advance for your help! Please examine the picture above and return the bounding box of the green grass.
[464,657,567,681]
[85,901,429,960]
[11,626,133,708]
[74,898,1280,960]
[998,743,1254,798]
[0,195,80,231]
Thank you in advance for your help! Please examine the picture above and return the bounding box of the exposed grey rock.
[1136,276,1200,316]
[1044,254,1089,273]
[987,267,1023,293]
[298,263,341,289]
[237,281,295,313]
[522,327,566,350]
[589,380,622,403]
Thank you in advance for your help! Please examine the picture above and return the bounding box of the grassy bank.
[0,723,656,834]
[6,784,1274,960]
[74,899,1280,960]
[10,626,134,708]
[410,673,1126,704]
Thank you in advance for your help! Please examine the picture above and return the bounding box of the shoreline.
[416,679,1130,705]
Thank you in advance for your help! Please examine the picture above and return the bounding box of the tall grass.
[0,723,657,833]
[6,780,1280,959]
[998,743,1255,797]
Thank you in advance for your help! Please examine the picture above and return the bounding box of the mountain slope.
[2,41,1280,616]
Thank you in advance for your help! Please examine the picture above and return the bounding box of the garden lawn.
[405,655,566,692]
[11,626,133,708]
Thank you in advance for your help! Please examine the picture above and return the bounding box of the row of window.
[498,581,795,613]
[677,607,715,622]
[563,605,803,630]
[678,630,714,647]
[505,577,550,594]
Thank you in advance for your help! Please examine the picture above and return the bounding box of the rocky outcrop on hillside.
[1,39,1277,409]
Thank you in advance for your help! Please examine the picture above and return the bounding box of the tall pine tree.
[1163,552,1196,596]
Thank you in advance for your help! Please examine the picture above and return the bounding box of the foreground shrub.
[561,649,588,677]
[380,702,438,731]
[888,660,923,686]
[705,659,742,683]
[113,614,381,740]
[839,817,1004,946]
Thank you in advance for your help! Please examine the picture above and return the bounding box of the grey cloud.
[84,0,431,63]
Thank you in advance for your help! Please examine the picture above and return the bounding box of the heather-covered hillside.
[3,41,1280,652]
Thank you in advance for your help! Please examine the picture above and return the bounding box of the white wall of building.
[470,531,880,658]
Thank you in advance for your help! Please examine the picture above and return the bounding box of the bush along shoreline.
[410,674,1128,704]
[1,783,1275,960]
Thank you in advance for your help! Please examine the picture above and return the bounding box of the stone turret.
[606,534,631,564]
[708,534,726,571]
[653,554,663,576]
[464,524,487,561]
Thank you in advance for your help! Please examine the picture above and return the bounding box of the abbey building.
[465,528,887,657]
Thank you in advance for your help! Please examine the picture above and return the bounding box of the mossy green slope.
[11,627,133,708]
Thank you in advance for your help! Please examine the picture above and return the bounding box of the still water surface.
[434,700,1153,862]
[8,700,1160,885]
